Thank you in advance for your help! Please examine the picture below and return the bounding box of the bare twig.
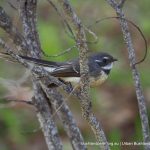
[0,6,27,52]
[40,83,87,150]
[32,82,63,150]
[84,26,98,44]
[106,0,150,149]
[118,0,126,8]
[47,0,98,45]
[88,16,148,65]
[56,0,92,117]
[18,0,63,149]
[7,1,17,10]
[47,0,75,40]
[51,83,79,118]
[18,0,41,57]
[56,0,109,149]
[0,99,33,105]
[42,45,76,57]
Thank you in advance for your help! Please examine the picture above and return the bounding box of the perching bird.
[19,52,117,87]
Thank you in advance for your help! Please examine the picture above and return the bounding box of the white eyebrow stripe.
[103,57,109,59]
[95,59,102,63]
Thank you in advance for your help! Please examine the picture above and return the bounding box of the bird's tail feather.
[0,52,60,67]
[19,55,60,67]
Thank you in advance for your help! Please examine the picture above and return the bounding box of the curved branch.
[106,1,150,149]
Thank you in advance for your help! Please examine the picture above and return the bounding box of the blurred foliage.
[0,0,150,150]
[0,108,25,143]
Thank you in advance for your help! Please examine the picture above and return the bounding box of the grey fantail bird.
[19,52,117,87]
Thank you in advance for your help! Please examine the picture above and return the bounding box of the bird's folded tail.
[0,52,60,68]
[20,55,60,67]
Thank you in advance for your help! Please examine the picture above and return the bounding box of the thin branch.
[88,16,148,65]
[42,45,76,57]
[0,6,27,52]
[106,0,150,149]
[47,0,76,40]
[18,0,63,149]
[0,99,33,105]
[32,82,63,150]
[84,25,98,44]
[56,0,109,149]
[41,83,87,150]
[18,0,41,57]
[0,38,29,67]
[56,0,92,117]
[7,1,18,10]
[47,0,98,45]
[118,0,126,8]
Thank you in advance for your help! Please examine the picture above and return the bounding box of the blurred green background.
[0,0,150,150]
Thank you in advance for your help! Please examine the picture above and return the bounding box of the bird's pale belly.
[90,71,108,87]
[62,72,108,87]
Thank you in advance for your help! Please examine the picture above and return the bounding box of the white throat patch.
[102,62,113,70]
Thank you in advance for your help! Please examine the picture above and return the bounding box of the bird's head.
[89,52,117,75]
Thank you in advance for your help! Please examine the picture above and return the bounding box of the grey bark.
[106,0,150,149]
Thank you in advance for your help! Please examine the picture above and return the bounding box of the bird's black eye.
[102,57,109,64]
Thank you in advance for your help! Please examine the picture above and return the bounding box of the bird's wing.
[50,60,80,77]
[19,55,80,77]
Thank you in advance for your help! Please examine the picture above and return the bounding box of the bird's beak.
[113,58,118,62]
